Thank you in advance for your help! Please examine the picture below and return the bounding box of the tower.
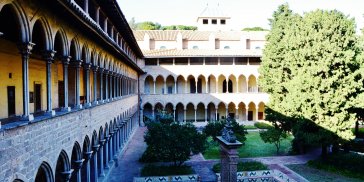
[197,4,231,31]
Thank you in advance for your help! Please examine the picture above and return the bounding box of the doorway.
[7,86,15,117]
[248,111,253,121]
[35,84,41,112]
[58,81,64,108]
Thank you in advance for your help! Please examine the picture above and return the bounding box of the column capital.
[83,63,92,70]
[99,139,106,146]
[43,50,57,63]
[72,159,85,171]
[92,65,99,72]
[61,56,71,65]
[70,60,82,67]
[60,169,74,181]
[83,151,93,161]
[18,42,35,56]
[92,144,100,152]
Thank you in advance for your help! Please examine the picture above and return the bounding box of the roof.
[133,30,268,41]
[198,5,230,19]
[142,49,262,58]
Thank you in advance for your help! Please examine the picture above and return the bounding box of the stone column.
[60,170,73,182]
[109,132,114,160]
[109,72,113,101]
[246,78,249,93]
[92,66,98,105]
[104,135,110,169]
[153,80,156,94]
[205,108,208,122]
[216,80,218,93]
[72,159,84,182]
[215,108,218,121]
[95,7,100,24]
[83,151,93,182]
[195,79,198,94]
[73,61,82,109]
[98,139,106,177]
[62,56,71,112]
[256,106,259,121]
[246,108,249,121]
[205,81,208,93]
[152,106,155,119]
[226,107,228,118]
[84,63,92,107]
[236,80,239,93]
[225,79,228,93]
[105,71,109,102]
[173,109,176,121]
[164,80,167,94]
[174,81,177,94]
[217,136,242,182]
[43,50,56,116]
[194,108,197,122]
[185,81,188,94]
[19,42,34,121]
[91,144,100,182]
[84,0,89,14]
[184,109,187,122]
[235,107,239,122]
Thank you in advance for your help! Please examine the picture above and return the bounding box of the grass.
[212,161,268,173]
[203,131,293,159]
[254,122,274,129]
[244,125,258,130]
[287,164,363,182]
[141,165,194,177]
[306,152,364,180]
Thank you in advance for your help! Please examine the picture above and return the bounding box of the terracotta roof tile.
[142,49,262,58]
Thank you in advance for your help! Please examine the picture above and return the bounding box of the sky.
[117,0,364,32]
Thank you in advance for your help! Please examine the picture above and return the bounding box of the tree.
[140,113,206,166]
[135,21,162,30]
[203,118,247,142]
[162,25,198,30]
[260,4,364,155]
[260,128,287,154]
[242,27,268,31]
[128,17,137,30]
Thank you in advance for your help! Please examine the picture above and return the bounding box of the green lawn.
[203,131,293,159]
[286,164,363,182]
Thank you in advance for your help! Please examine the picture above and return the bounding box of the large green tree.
[260,4,364,155]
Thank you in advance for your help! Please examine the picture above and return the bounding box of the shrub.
[254,122,274,129]
[259,128,287,155]
[203,119,247,142]
[140,113,207,166]
[212,161,268,173]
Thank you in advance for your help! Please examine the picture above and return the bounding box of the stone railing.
[133,174,200,182]
[216,170,297,182]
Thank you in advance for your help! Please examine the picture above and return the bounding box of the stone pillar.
[98,139,106,177]
[95,7,100,24]
[62,56,71,112]
[109,72,113,101]
[246,108,249,121]
[205,81,208,93]
[226,107,229,118]
[246,78,249,93]
[256,106,259,121]
[164,80,167,94]
[84,63,92,107]
[72,159,84,182]
[236,107,239,122]
[105,71,109,102]
[215,108,218,121]
[104,135,110,169]
[109,132,114,160]
[225,79,228,93]
[236,80,239,93]
[83,151,93,182]
[216,80,218,93]
[195,79,198,94]
[92,144,100,182]
[173,109,176,121]
[44,50,56,116]
[84,0,89,14]
[194,109,197,122]
[152,106,155,119]
[92,66,98,105]
[184,109,187,122]
[205,108,208,122]
[60,170,73,182]
[217,136,242,182]
[73,61,82,109]
[185,81,188,94]
[174,81,177,94]
[99,68,104,103]
[153,80,156,94]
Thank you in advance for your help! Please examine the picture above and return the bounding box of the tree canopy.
[128,18,197,30]
[241,27,268,31]
[259,4,364,154]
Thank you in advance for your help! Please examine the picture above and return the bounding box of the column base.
[92,101,99,106]
[84,103,92,108]
[21,114,34,121]
[45,110,56,116]
[62,107,71,112]
[75,104,83,110]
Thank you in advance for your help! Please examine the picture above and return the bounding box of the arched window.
[224,46,230,49]
[192,46,199,49]
[160,46,166,49]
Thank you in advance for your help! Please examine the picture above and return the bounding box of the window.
[203,19,208,24]
[221,19,226,24]
[192,46,199,49]
[255,46,261,50]
[160,46,166,49]
[168,86,173,94]
[224,46,230,49]
[212,19,217,24]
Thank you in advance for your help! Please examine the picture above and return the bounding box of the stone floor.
[106,126,319,182]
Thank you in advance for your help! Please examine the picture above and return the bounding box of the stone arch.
[155,75,164,94]
[176,75,185,94]
[208,75,217,93]
[196,102,205,122]
[143,102,153,120]
[53,29,69,57]
[70,141,82,182]
[248,75,257,93]
[248,102,257,121]
[238,102,247,121]
[81,44,90,63]
[154,102,164,115]
[227,102,236,119]
[238,74,247,93]
[218,74,226,93]
[197,75,206,93]
[257,102,265,120]
[81,135,91,182]
[35,161,54,182]
[217,102,227,120]
[144,75,153,94]
[0,2,30,42]
[166,75,175,94]
[70,38,81,60]
[31,17,53,51]
[187,75,196,94]
[186,102,195,122]
[55,150,71,182]
[165,102,174,115]
[175,102,184,122]
[207,102,216,121]
[228,74,237,93]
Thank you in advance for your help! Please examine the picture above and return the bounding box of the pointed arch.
[35,161,54,182]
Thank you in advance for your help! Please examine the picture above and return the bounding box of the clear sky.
[117,0,364,32]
